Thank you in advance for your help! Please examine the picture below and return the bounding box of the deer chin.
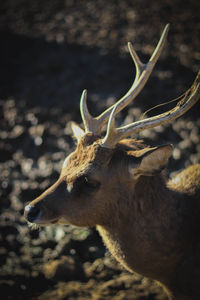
[30,215,60,226]
[57,218,71,225]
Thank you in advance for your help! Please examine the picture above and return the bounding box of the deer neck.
[97,173,185,284]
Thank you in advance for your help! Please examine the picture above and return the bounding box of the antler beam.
[80,24,170,135]
[102,71,200,148]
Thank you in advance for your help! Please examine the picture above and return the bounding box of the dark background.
[0,1,199,299]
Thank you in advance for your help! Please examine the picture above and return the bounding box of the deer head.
[24,24,200,228]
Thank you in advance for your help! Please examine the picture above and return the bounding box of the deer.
[24,24,200,300]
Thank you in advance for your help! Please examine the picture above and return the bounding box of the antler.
[80,24,170,135]
[102,71,200,148]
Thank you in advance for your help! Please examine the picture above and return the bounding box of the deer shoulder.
[168,164,200,197]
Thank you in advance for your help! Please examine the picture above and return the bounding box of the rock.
[43,255,84,281]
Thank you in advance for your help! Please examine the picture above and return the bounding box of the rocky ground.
[0,1,200,299]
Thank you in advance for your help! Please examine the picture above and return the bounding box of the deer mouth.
[33,218,59,226]
[29,216,59,226]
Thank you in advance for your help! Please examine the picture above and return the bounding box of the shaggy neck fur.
[97,170,199,299]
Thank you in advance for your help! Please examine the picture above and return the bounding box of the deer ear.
[130,144,173,178]
[71,122,85,142]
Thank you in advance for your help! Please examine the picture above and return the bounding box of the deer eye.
[83,176,100,190]
[74,175,101,195]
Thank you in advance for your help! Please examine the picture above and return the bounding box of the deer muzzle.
[24,179,67,225]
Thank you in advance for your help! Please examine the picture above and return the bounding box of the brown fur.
[24,135,200,300]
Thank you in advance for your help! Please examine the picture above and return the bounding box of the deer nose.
[24,204,41,223]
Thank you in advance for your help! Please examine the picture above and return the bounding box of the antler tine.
[96,24,170,129]
[80,24,170,135]
[102,71,200,148]
[80,89,99,133]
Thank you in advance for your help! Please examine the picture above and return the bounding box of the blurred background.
[0,0,200,299]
